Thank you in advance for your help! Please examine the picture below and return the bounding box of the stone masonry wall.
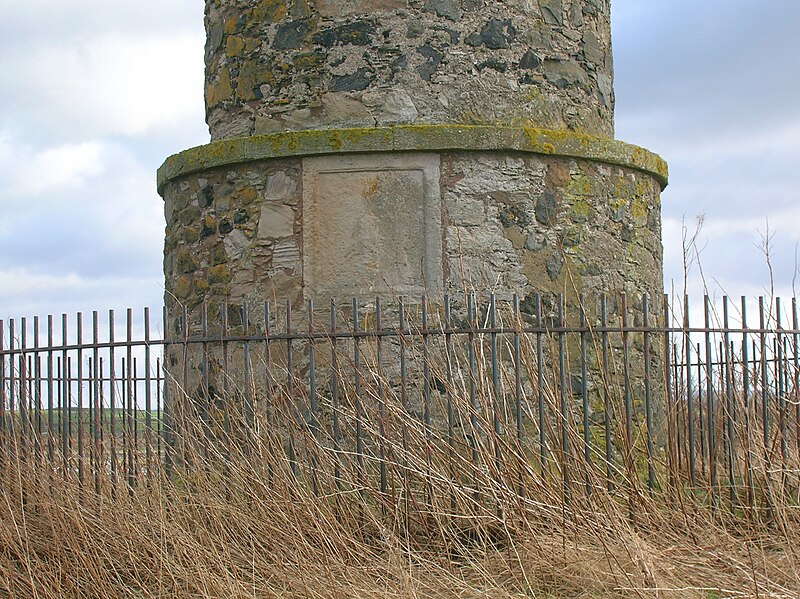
[163,150,662,322]
[204,0,614,140]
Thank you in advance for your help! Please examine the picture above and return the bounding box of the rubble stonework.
[160,0,667,327]
[203,0,615,140]
[161,134,663,318]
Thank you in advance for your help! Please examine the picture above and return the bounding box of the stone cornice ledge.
[157,125,668,194]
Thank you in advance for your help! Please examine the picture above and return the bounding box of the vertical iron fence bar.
[20,319,28,463]
[663,294,677,495]
[741,297,754,510]
[144,308,153,481]
[178,305,189,471]
[759,297,770,487]
[56,357,62,473]
[513,294,524,497]
[330,300,341,487]
[19,352,28,464]
[33,317,41,465]
[61,315,69,476]
[557,293,569,504]
[156,306,170,476]
[643,295,655,495]
[697,342,705,478]
[397,298,409,515]
[601,294,612,491]
[263,302,273,487]
[109,310,117,487]
[76,312,84,486]
[133,358,140,480]
[126,309,135,487]
[242,305,254,432]
[121,357,127,480]
[66,357,73,478]
[536,292,546,475]
[684,295,696,486]
[86,358,97,480]
[100,358,106,456]
[264,302,273,429]
[92,312,101,492]
[307,300,319,495]
[221,303,231,467]
[352,299,364,486]
[422,296,433,503]
[374,298,386,496]
[489,294,502,472]
[775,299,788,488]
[673,343,683,477]
[9,320,16,450]
[444,295,456,509]
[157,357,163,468]
[704,295,717,507]
[201,303,210,463]
[21,353,30,465]
[0,319,5,456]
[468,293,479,469]
[621,293,632,479]
[793,299,800,482]
[781,333,790,492]
[160,305,167,472]
[286,301,298,478]
[579,294,591,496]
[723,297,736,505]
[47,316,54,466]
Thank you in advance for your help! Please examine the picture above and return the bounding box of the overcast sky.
[1,0,799,321]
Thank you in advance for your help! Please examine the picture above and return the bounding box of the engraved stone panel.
[302,154,443,299]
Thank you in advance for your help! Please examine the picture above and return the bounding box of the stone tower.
[159,0,667,317]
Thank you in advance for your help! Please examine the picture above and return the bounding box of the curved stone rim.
[157,125,668,194]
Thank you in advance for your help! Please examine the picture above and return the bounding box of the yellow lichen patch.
[569,197,591,221]
[195,278,209,294]
[174,275,193,300]
[223,15,240,35]
[238,186,259,204]
[236,61,275,102]
[157,125,669,195]
[208,264,232,285]
[252,0,287,23]
[326,131,342,151]
[293,52,325,70]
[225,36,246,58]
[630,196,649,223]
[206,68,233,107]
[566,173,592,196]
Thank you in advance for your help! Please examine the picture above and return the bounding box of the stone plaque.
[302,153,443,300]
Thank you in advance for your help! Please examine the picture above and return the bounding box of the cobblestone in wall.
[203,0,614,140]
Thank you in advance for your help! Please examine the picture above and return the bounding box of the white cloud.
[0,33,205,140]
[0,268,163,321]
[0,139,105,196]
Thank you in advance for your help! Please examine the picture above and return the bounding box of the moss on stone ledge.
[157,125,668,194]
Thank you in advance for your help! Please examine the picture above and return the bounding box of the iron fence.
[1,292,799,516]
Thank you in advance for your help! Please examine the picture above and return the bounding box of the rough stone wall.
[162,150,661,321]
[204,0,614,140]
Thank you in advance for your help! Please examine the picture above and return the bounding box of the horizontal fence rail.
[1,292,799,519]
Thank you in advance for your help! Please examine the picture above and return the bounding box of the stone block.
[302,153,443,299]
[258,203,295,239]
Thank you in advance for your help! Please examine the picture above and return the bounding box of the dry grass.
[1,425,799,599]
[2,293,800,598]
